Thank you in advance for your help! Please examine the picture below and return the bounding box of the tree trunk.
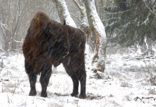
[72,0,90,39]
[53,0,77,27]
[84,0,107,72]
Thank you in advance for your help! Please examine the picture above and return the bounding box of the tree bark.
[72,0,90,39]
[53,0,77,27]
[84,0,107,72]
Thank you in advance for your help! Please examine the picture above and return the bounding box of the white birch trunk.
[73,0,89,29]
[73,0,90,37]
[53,0,77,27]
[72,0,91,48]
[84,0,107,72]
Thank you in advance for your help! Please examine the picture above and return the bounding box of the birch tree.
[53,0,77,27]
[72,0,89,35]
[83,0,107,72]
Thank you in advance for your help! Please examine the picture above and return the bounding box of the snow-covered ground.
[0,51,156,107]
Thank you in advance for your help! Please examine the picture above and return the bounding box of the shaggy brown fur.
[22,12,86,98]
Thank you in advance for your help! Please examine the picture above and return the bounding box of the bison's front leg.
[39,63,52,97]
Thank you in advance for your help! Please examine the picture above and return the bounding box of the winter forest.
[0,0,156,106]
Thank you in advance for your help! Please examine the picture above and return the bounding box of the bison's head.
[52,34,69,66]
[43,22,70,67]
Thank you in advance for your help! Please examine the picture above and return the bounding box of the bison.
[22,12,86,98]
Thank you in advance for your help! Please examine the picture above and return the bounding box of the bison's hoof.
[41,92,47,97]
[71,92,78,97]
[29,90,37,96]
[79,94,86,99]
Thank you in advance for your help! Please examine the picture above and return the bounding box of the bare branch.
[143,0,156,16]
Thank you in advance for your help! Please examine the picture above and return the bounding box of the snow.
[0,50,156,107]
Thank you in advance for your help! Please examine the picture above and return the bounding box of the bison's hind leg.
[75,55,86,98]
[39,63,52,97]
[78,71,86,98]
[25,60,37,96]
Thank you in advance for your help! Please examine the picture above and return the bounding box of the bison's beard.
[53,59,60,67]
